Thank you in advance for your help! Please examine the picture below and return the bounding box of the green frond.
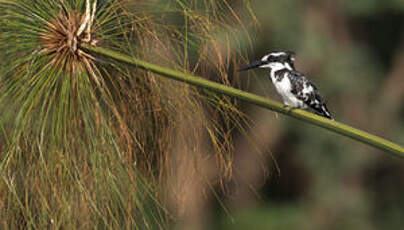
[0,0,257,227]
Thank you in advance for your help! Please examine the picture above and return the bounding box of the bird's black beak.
[238,60,266,72]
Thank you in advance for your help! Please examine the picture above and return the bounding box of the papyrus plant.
[0,0,255,228]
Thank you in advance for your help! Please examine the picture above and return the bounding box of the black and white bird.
[239,51,333,119]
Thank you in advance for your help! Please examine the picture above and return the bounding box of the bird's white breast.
[270,72,304,107]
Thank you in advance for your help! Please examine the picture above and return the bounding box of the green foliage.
[0,0,255,228]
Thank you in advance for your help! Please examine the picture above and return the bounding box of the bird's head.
[238,51,296,72]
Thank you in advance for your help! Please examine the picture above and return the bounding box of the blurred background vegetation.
[0,0,403,229]
[218,0,404,230]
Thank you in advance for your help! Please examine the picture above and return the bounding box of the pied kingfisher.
[239,51,333,119]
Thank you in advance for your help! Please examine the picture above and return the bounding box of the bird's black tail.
[316,104,333,120]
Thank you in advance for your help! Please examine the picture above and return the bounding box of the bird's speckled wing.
[289,71,333,119]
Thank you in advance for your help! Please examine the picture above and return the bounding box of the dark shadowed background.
[204,0,404,229]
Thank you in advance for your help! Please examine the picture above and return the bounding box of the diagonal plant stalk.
[82,44,404,158]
